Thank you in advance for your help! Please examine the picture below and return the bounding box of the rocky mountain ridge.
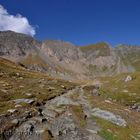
[0,31,140,81]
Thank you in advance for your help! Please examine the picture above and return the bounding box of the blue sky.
[0,0,140,46]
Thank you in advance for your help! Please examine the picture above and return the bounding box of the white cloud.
[0,5,36,36]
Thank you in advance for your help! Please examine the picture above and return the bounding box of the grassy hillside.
[116,45,140,71]
[100,72,140,106]
[83,74,140,140]
[0,57,76,114]
[80,42,111,57]
[20,54,49,71]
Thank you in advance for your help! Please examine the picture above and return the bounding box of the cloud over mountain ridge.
[0,5,36,36]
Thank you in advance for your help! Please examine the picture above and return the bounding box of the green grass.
[83,82,140,140]
[0,58,77,140]
[118,46,140,71]
[80,42,111,57]
[71,105,87,127]
[99,130,119,140]
[0,57,77,114]
[93,116,138,140]
[100,72,140,105]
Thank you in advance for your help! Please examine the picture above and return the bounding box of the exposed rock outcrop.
[0,31,140,80]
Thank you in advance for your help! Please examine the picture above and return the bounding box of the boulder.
[11,119,19,125]
[136,106,140,112]
[42,109,58,119]
[93,89,100,96]
[23,123,34,135]
[125,75,132,82]
[92,108,127,127]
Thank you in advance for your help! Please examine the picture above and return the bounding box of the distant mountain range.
[0,31,140,81]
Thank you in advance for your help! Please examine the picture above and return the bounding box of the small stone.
[86,129,97,134]
[42,109,58,119]
[105,100,112,104]
[48,87,55,91]
[25,112,33,119]
[128,93,137,96]
[35,129,45,135]
[61,85,65,88]
[92,89,100,96]
[124,109,131,113]
[39,84,45,88]
[19,77,24,80]
[113,99,117,102]
[14,98,35,105]
[68,113,72,116]
[94,84,100,89]
[34,102,41,107]
[136,106,140,112]
[0,72,4,77]
[37,108,43,116]
[7,109,17,113]
[15,104,22,108]
[11,119,19,125]
[19,85,24,88]
[131,104,138,109]
[107,129,112,133]
[16,73,20,76]
[108,98,113,101]
[125,75,132,82]
[122,90,129,93]
[2,83,9,87]
[34,117,47,123]
[23,123,34,134]
[1,89,7,93]
[25,93,32,96]
[63,130,67,134]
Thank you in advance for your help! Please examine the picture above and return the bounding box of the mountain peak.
[0,30,140,78]
[0,30,31,37]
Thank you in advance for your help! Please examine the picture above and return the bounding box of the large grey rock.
[49,96,79,106]
[23,123,34,134]
[92,108,127,127]
[42,109,58,120]
[51,115,76,136]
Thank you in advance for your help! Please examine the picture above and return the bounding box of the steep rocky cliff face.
[80,42,120,77]
[0,31,140,80]
[41,40,87,79]
[115,44,140,71]
[0,31,41,61]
